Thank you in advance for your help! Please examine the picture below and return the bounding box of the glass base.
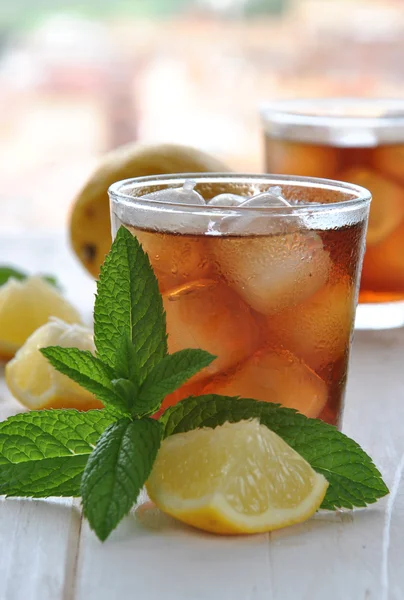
[355,301,404,330]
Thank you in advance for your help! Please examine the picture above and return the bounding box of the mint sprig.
[0,226,388,541]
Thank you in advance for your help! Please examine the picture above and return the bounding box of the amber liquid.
[264,136,404,302]
[113,216,366,427]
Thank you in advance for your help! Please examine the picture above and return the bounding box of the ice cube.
[205,194,246,234]
[127,225,212,293]
[202,348,327,418]
[133,180,208,235]
[208,193,246,207]
[210,232,331,315]
[266,275,355,371]
[207,187,289,209]
[238,188,291,209]
[338,167,404,246]
[218,187,293,235]
[142,179,205,206]
[163,280,259,382]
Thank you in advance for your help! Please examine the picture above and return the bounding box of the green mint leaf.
[0,409,114,497]
[160,395,389,510]
[0,266,26,286]
[114,332,140,384]
[135,349,215,417]
[112,378,138,410]
[42,274,61,290]
[0,455,87,498]
[81,417,161,541]
[93,226,167,382]
[0,409,114,461]
[0,266,60,289]
[41,347,130,417]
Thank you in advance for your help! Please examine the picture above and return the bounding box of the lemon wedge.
[5,318,102,411]
[147,420,328,535]
[0,276,80,361]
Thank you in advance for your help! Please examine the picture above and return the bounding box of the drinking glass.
[109,173,370,427]
[261,98,404,328]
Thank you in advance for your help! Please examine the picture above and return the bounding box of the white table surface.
[0,231,403,600]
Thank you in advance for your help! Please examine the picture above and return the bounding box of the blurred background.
[0,0,403,233]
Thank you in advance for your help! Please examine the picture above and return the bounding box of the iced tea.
[261,98,404,303]
[109,175,370,427]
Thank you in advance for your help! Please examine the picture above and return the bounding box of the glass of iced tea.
[261,98,404,328]
[109,174,370,427]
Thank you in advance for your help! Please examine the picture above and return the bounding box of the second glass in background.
[261,98,404,328]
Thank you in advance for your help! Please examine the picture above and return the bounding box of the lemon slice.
[147,420,328,535]
[5,318,102,411]
[0,276,81,361]
[338,168,404,246]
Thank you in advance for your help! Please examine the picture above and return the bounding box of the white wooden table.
[0,232,403,600]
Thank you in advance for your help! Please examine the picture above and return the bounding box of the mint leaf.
[0,266,26,286]
[160,395,389,510]
[0,455,87,498]
[114,332,139,384]
[135,350,215,417]
[0,409,114,460]
[0,266,60,289]
[94,226,167,382]
[112,379,138,410]
[41,347,130,416]
[81,417,161,541]
[0,410,114,497]
[42,275,60,289]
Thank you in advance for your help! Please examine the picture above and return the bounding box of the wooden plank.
[0,234,89,600]
[0,497,81,600]
[1,355,82,599]
[75,491,273,600]
[74,328,404,600]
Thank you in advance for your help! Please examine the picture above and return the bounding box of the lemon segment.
[5,318,102,411]
[338,167,404,246]
[0,276,81,361]
[147,420,328,534]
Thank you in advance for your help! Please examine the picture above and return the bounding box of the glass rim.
[260,97,404,129]
[260,98,404,146]
[108,173,371,216]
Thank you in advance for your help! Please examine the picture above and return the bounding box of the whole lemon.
[70,142,230,277]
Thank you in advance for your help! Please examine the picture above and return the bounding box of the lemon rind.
[147,473,328,534]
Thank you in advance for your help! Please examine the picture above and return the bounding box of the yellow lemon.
[70,142,230,277]
[338,167,404,246]
[6,318,102,411]
[0,276,81,361]
[147,420,328,535]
